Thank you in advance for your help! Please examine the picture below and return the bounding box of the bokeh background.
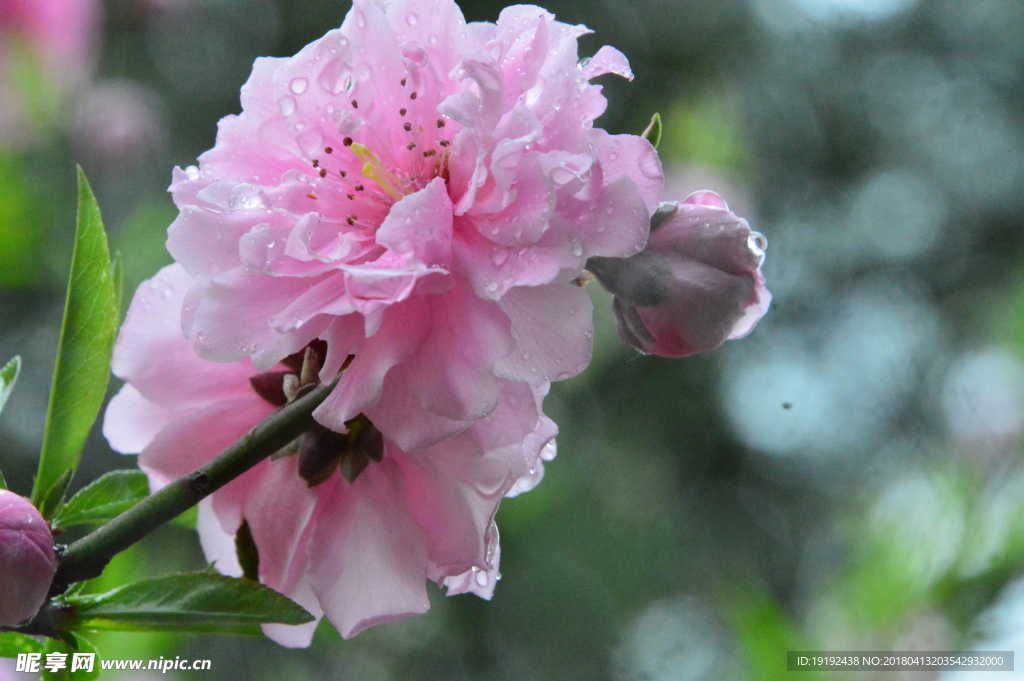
[2,0,1024,679]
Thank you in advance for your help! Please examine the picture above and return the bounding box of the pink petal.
[308,460,430,639]
[582,45,633,81]
[493,284,594,385]
[103,385,177,455]
[376,177,453,268]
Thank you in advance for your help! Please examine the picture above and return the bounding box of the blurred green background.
[3,0,1024,679]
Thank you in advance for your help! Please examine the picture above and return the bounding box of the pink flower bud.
[588,191,771,358]
[0,489,55,627]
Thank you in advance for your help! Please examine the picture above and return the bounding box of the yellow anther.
[351,142,405,200]
[361,162,403,200]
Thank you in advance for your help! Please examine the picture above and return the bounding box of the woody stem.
[51,379,338,590]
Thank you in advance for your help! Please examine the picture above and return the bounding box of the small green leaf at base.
[31,168,121,517]
[642,112,662,149]
[51,470,149,530]
[41,634,100,681]
[0,631,45,658]
[67,572,315,636]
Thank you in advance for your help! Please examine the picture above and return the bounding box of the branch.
[53,380,337,589]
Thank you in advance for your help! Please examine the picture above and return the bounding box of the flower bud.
[587,191,771,358]
[0,489,56,627]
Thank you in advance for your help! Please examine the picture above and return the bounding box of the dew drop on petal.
[278,96,296,116]
[475,571,488,587]
[289,77,309,95]
[406,12,418,25]
[491,246,508,266]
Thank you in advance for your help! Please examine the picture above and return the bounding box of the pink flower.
[165,0,662,445]
[104,264,557,644]
[587,191,771,357]
[0,489,55,627]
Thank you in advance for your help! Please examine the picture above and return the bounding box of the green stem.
[52,380,337,589]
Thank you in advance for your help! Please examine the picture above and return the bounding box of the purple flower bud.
[0,489,55,627]
[588,191,771,358]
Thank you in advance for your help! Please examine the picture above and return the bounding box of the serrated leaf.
[31,168,121,517]
[0,631,44,657]
[68,572,315,636]
[51,470,149,529]
[41,633,100,681]
[641,112,662,149]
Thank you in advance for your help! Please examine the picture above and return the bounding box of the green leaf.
[68,572,315,636]
[0,355,21,419]
[641,112,662,149]
[51,470,149,529]
[0,631,44,657]
[41,633,100,681]
[39,469,73,520]
[0,355,21,489]
[31,168,121,517]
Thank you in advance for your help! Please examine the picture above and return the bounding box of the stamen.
[347,193,355,200]
[325,146,333,154]
[307,193,318,199]
[437,119,445,128]
[347,215,357,225]
[343,137,353,146]
[319,169,327,178]
[423,149,436,157]
[339,169,347,177]
[399,108,407,116]
[439,140,450,147]
[403,122,412,131]
[350,142,405,200]
[410,91,418,100]
[401,78,407,86]
[312,159,319,168]
[354,184,365,191]
[407,142,416,150]
[351,100,359,109]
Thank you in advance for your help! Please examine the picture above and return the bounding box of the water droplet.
[491,246,508,266]
[475,571,488,587]
[471,566,480,573]
[495,572,502,581]
[355,10,366,27]
[289,77,308,94]
[571,243,583,257]
[608,152,618,161]
[521,352,531,360]
[406,12,418,25]
[429,34,438,45]
[540,439,557,461]
[278,96,296,117]
[486,282,499,293]
[530,366,538,373]
[196,332,207,341]
[585,330,593,339]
